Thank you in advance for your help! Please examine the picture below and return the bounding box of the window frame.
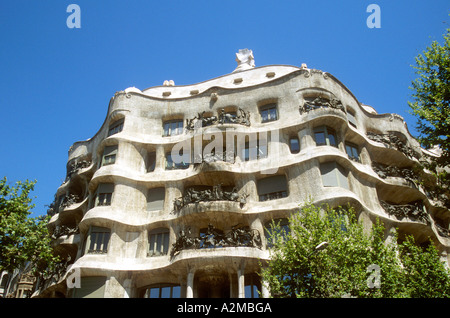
[100,145,118,167]
[85,226,111,255]
[314,126,338,148]
[107,118,124,137]
[320,162,349,189]
[147,187,165,211]
[257,175,289,202]
[165,151,190,170]
[142,284,181,298]
[347,110,357,128]
[289,136,300,154]
[259,103,278,123]
[345,142,360,162]
[162,119,184,137]
[148,228,170,257]
[94,183,114,207]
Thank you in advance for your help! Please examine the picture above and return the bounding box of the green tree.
[399,236,450,297]
[408,25,450,207]
[260,203,450,298]
[0,177,59,276]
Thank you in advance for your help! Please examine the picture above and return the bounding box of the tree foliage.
[0,177,59,275]
[408,25,450,205]
[260,203,450,298]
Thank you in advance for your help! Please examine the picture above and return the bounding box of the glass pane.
[102,233,110,252]
[245,285,253,298]
[177,121,183,134]
[161,286,171,298]
[327,133,337,147]
[163,123,169,136]
[149,235,156,255]
[269,108,277,120]
[89,233,97,251]
[149,288,159,298]
[315,131,326,145]
[352,148,359,159]
[162,233,169,255]
[95,232,104,250]
[261,109,269,122]
[290,138,300,153]
[156,234,162,255]
[172,286,181,298]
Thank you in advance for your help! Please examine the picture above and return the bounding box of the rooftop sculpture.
[233,49,255,73]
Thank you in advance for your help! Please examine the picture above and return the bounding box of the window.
[320,162,349,189]
[257,175,288,201]
[146,152,156,172]
[142,284,181,298]
[108,118,124,136]
[147,187,165,211]
[85,226,110,254]
[166,151,190,170]
[289,136,300,154]
[245,274,261,298]
[314,126,337,147]
[163,120,183,137]
[264,218,290,248]
[241,139,267,161]
[260,103,278,123]
[94,183,114,206]
[100,145,118,167]
[347,110,357,128]
[72,276,107,298]
[345,142,360,162]
[148,228,170,256]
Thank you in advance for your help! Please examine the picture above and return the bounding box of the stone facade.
[37,51,450,298]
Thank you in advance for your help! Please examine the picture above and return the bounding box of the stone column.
[186,268,195,298]
[261,279,270,298]
[237,262,245,298]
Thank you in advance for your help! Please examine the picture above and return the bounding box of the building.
[38,49,450,298]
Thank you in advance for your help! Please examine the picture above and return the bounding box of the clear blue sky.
[1,1,449,217]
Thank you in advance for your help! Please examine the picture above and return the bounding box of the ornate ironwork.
[380,200,430,224]
[170,224,262,258]
[66,159,91,181]
[366,132,420,160]
[51,224,80,240]
[371,162,417,184]
[173,184,248,212]
[186,108,251,131]
[186,111,218,130]
[59,194,81,209]
[299,97,345,115]
[218,108,250,126]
